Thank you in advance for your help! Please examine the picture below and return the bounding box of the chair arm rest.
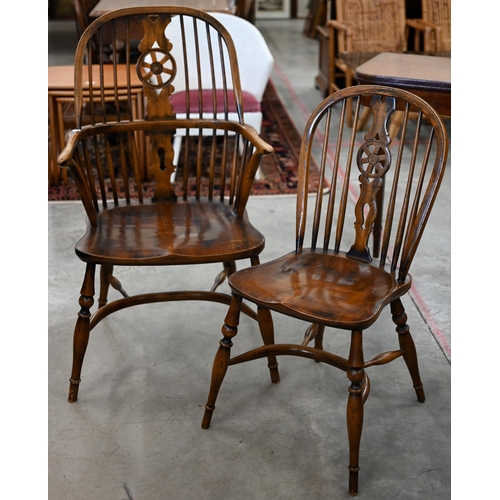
[406,19,443,51]
[57,128,83,167]
[327,19,352,54]
[407,19,439,30]
[327,19,349,33]
[239,122,274,156]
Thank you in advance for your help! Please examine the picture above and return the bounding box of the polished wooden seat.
[76,201,265,265]
[57,7,274,404]
[201,85,448,496]
[230,249,410,329]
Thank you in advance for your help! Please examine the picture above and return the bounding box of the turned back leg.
[391,298,426,403]
[257,306,280,384]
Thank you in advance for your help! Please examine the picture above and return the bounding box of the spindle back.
[296,85,448,281]
[59,8,271,223]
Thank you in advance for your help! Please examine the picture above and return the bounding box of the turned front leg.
[391,299,425,403]
[68,263,96,403]
[202,294,242,429]
[346,330,365,496]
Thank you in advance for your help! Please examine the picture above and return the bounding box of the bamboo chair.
[408,0,451,52]
[57,7,274,404]
[325,0,409,126]
[201,85,448,496]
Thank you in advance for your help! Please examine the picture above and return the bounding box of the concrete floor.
[48,18,451,499]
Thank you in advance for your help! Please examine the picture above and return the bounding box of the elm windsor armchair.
[201,85,448,496]
[57,7,275,403]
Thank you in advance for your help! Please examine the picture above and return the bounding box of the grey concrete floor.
[48,18,451,499]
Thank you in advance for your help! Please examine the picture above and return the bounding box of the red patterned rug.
[48,80,320,201]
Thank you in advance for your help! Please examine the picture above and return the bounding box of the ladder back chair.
[201,85,448,496]
[57,7,274,404]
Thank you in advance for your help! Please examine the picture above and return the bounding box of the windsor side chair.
[57,7,274,403]
[201,85,448,496]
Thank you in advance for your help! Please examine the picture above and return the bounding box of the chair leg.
[98,264,113,308]
[99,264,129,307]
[257,306,280,384]
[302,324,325,362]
[210,261,236,292]
[68,263,96,403]
[391,299,426,403]
[314,324,325,352]
[202,294,243,429]
[346,330,365,496]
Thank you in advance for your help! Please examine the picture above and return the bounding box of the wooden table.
[354,52,451,116]
[90,0,235,17]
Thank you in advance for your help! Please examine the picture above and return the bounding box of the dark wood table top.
[353,52,451,116]
[90,0,234,17]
